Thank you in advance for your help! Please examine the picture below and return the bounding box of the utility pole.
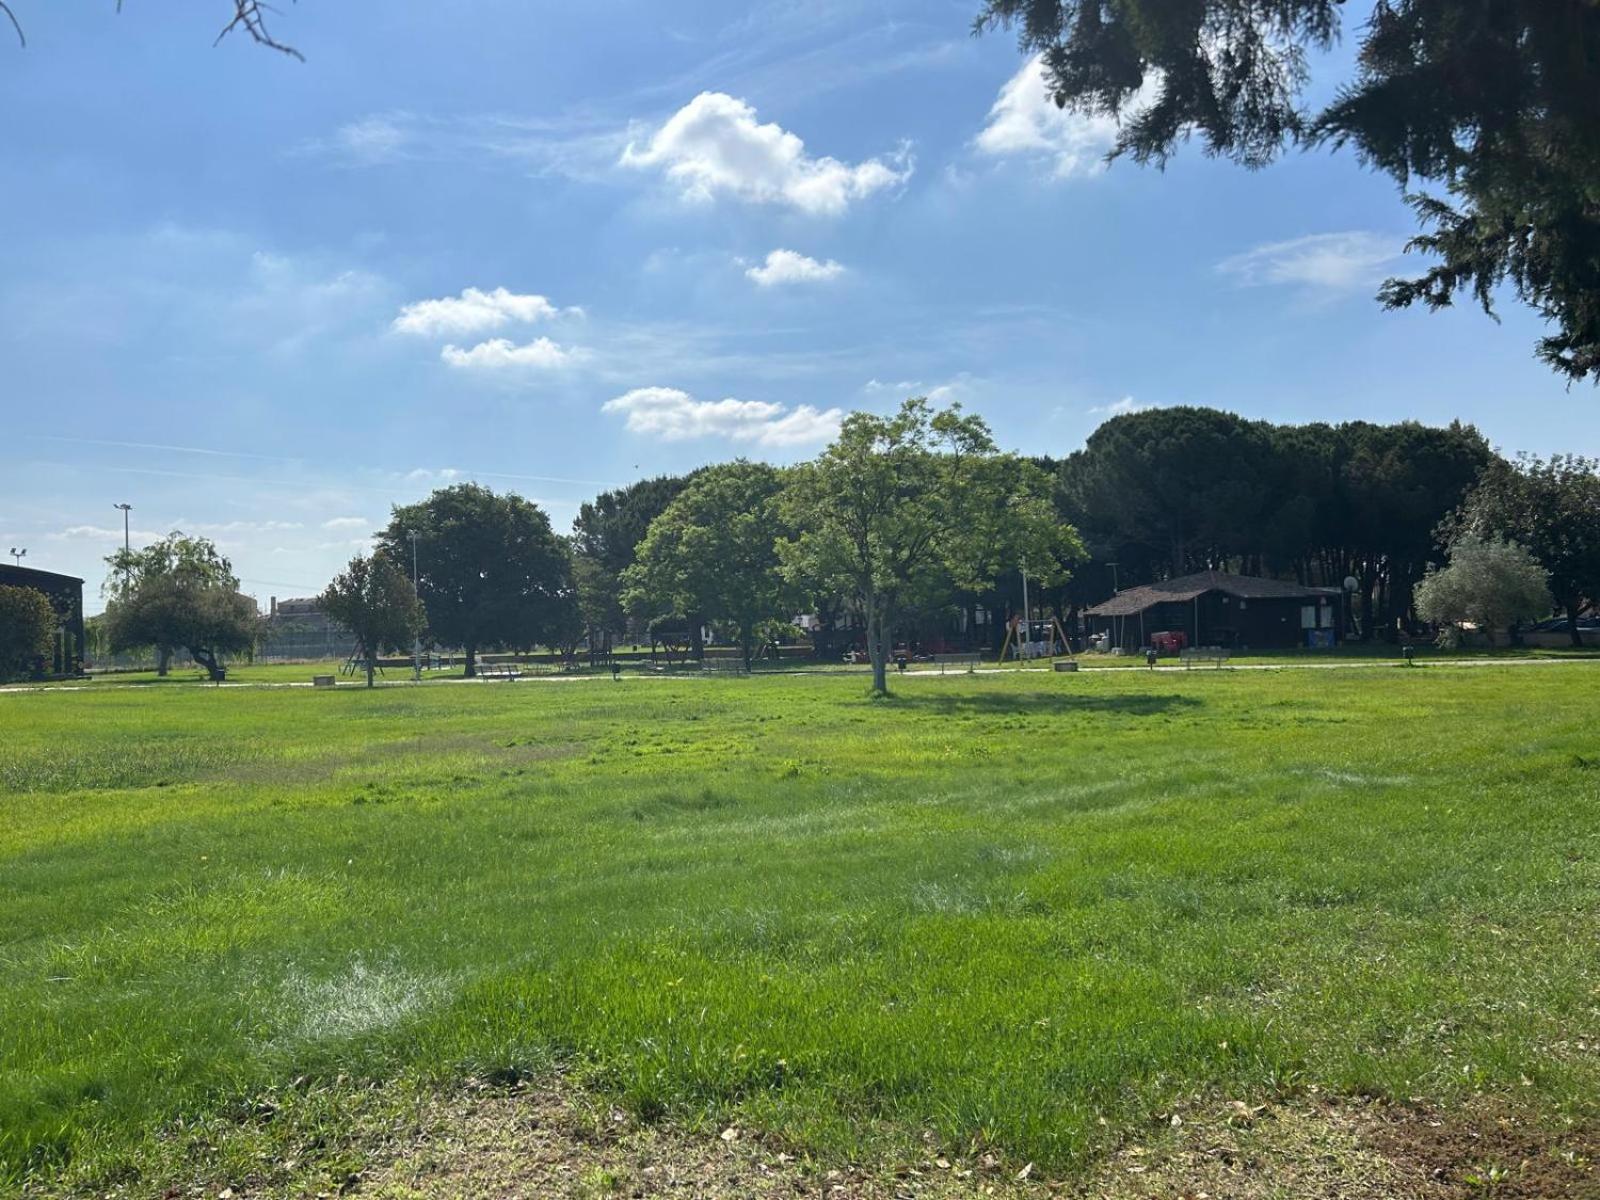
[408,529,422,682]
[1020,562,1031,663]
[113,503,131,556]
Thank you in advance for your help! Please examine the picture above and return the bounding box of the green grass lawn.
[3,666,1597,1193]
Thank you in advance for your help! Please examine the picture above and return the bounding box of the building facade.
[1084,570,1344,653]
[0,564,86,675]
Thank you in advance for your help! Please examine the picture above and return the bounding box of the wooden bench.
[480,665,522,681]
[1180,646,1232,669]
[312,674,336,688]
[700,657,749,675]
[933,652,982,674]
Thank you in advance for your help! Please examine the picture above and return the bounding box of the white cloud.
[1216,232,1405,294]
[322,516,370,531]
[53,524,160,542]
[862,378,923,394]
[621,92,911,216]
[602,386,842,447]
[404,468,462,484]
[186,520,305,534]
[1089,396,1148,417]
[440,337,583,370]
[746,249,846,287]
[335,116,411,165]
[976,56,1152,178]
[393,287,567,337]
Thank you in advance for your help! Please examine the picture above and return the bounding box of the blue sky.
[2,0,1591,610]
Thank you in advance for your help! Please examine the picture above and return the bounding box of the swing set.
[995,612,1074,665]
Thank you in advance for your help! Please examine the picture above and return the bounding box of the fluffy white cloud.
[322,516,370,531]
[1088,396,1148,417]
[393,287,564,337]
[1216,232,1405,293]
[440,337,582,370]
[746,249,847,287]
[976,56,1149,178]
[621,92,911,216]
[602,387,842,447]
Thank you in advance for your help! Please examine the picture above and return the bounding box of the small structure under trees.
[1084,571,1344,652]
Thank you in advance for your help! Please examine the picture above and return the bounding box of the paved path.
[4,654,1599,695]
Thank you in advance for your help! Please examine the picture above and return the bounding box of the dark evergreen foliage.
[977,0,1600,381]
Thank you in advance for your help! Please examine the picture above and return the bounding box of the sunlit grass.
[2,667,1597,1191]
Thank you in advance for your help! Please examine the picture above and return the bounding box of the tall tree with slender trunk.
[779,399,1079,695]
[319,553,424,688]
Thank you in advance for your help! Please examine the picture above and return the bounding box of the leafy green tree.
[0,585,55,679]
[319,553,424,688]
[571,473,697,653]
[1444,455,1600,646]
[779,398,1079,694]
[377,484,573,678]
[104,532,258,679]
[977,0,1600,382]
[1063,407,1276,574]
[623,462,792,669]
[1414,536,1551,647]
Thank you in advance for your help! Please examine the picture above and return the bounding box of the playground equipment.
[995,613,1074,665]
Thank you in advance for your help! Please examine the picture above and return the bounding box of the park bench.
[933,652,982,674]
[1180,646,1232,669]
[480,665,522,681]
[700,657,750,675]
[312,674,335,688]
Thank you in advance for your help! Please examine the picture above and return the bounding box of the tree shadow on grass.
[888,691,1203,718]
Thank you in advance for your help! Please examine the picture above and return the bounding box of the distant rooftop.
[1085,570,1341,617]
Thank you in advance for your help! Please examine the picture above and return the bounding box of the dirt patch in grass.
[1364,1102,1600,1199]
[354,1087,1599,1200]
[38,1080,1598,1199]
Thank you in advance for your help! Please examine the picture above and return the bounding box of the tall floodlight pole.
[7,548,25,567]
[408,529,421,682]
[113,503,132,555]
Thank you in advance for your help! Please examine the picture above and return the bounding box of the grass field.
[3,665,1598,1195]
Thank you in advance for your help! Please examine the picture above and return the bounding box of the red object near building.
[1149,630,1188,655]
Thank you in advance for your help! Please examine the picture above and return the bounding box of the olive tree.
[1414,536,1551,647]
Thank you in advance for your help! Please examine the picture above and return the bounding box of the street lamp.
[112,503,132,555]
[7,548,24,567]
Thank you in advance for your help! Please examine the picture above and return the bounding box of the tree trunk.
[191,646,223,682]
[157,646,171,677]
[690,617,705,661]
[866,594,888,694]
[1566,594,1585,646]
[366,650,376,689]
[464,645,477,678]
